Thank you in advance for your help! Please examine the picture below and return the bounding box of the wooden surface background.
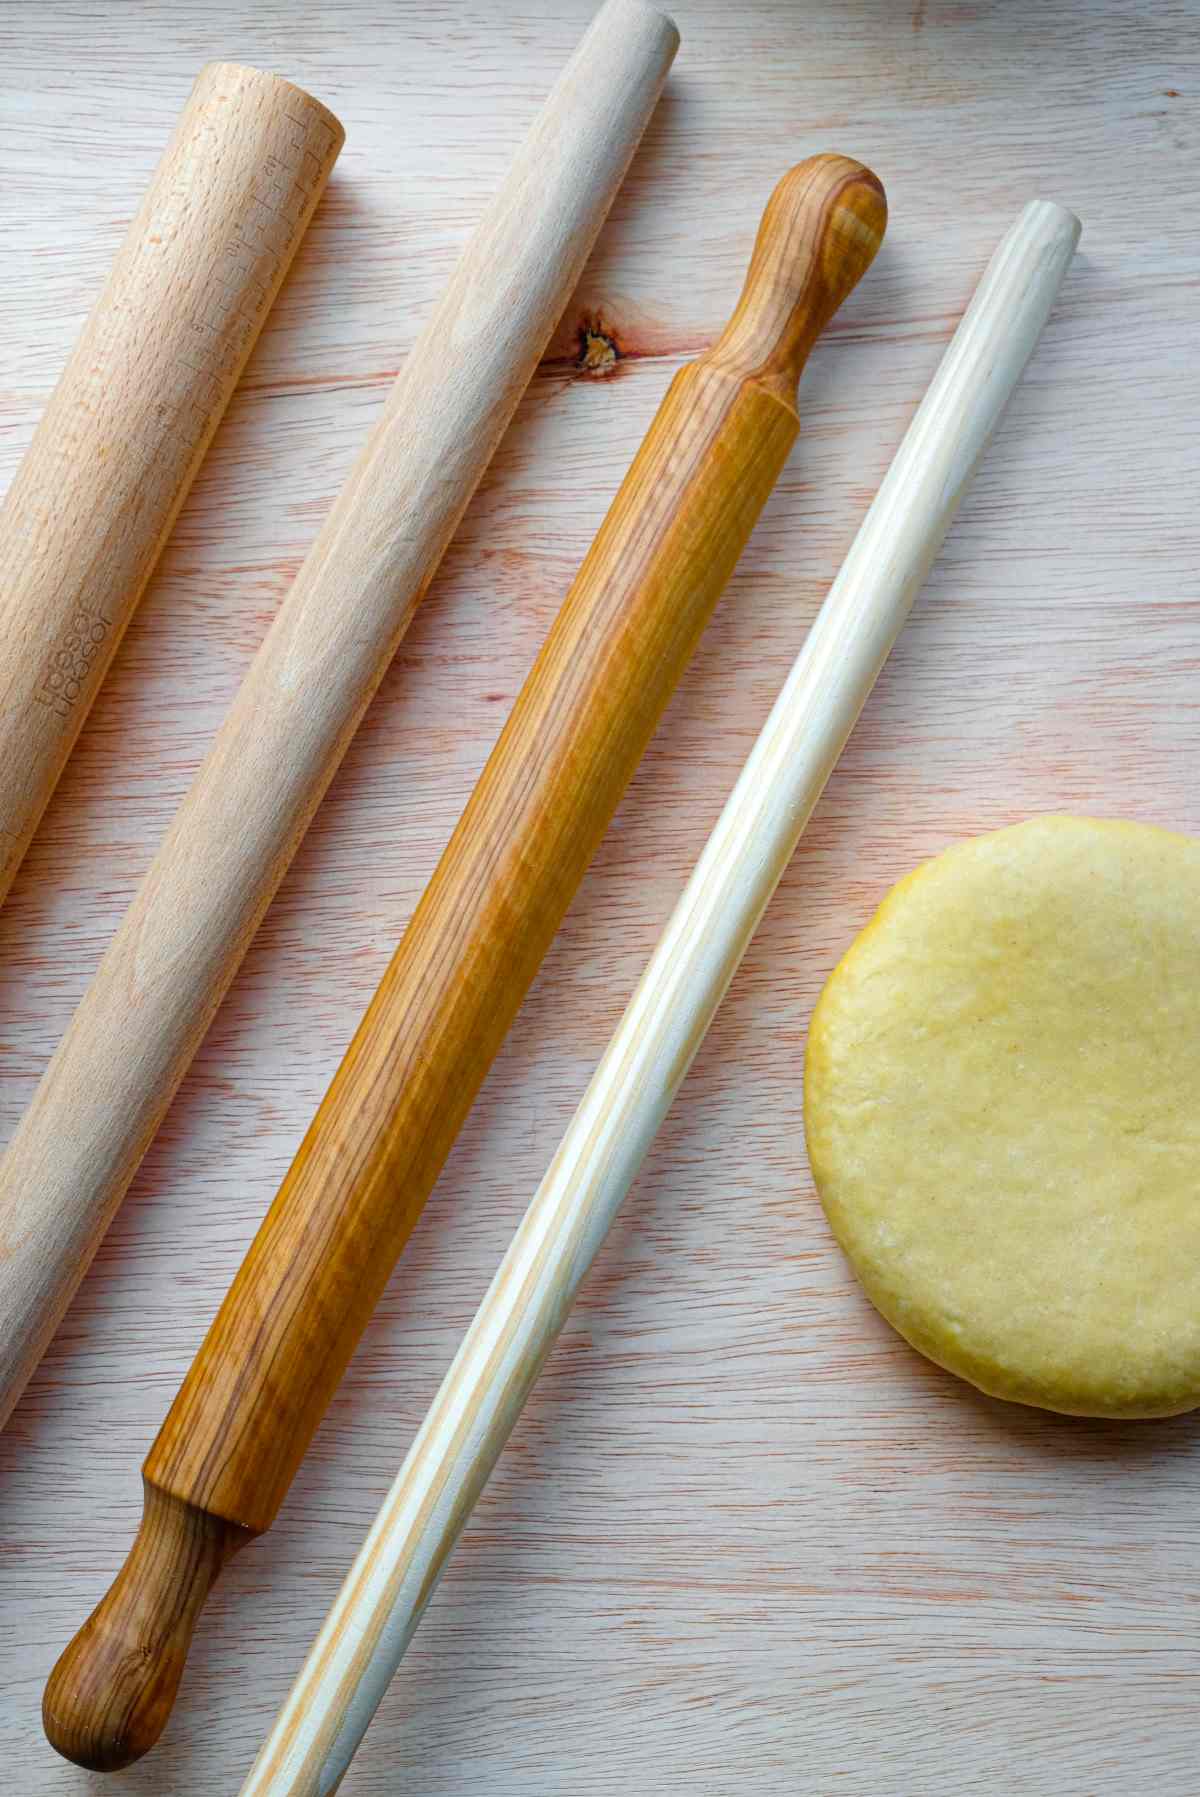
[1,2,1196,1791]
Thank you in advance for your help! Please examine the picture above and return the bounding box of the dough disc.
[804,816,1200,1418]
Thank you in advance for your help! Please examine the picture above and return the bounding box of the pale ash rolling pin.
[45,154,888,1772]
[240,199,1080,1797]
[0,63,342,905]
[0,0,678,1429]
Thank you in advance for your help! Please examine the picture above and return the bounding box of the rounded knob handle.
[43,1482,251,1771]
[707,153,887,400]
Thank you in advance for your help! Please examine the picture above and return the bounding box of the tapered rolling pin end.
[1017,198,1083,270]
[1025,197,1082,241]
[605,0,679,43]
[712,152,887,400]
[44,1482,252,1770]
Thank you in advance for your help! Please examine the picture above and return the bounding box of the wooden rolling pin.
[0,63,342,906]
[44,152,887,1773]
[238,198,1081,1797]
[0,0,678,1431]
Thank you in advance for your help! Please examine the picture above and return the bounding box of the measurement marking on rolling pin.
[33,602,114,718]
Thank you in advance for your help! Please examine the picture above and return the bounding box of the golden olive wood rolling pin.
[0,0,678,1430]
[0,63,342,905]
[241,199,1080,1797]
[45,153,887,1773]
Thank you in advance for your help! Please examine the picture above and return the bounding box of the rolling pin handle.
[707,152,887,402]
[43,1482,252,1771]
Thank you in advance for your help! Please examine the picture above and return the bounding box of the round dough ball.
[804,816,1200,1419]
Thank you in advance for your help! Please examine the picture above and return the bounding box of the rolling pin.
[44,152,887,1773]
[0,63,342,906]
[0,0,679,1430]
[239,198,1081,1797]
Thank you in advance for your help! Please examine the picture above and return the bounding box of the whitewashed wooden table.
[1,2,1197,1791]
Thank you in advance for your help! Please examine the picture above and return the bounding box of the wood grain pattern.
[0,0,677,1437]
[43,153,886,1774]
[45,1489,252,1781]
[240,197,1079,1797]
[0,62,342,907]
[1,3,1198,1794]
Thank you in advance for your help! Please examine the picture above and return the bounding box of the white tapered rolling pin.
[0,63,343,906]
[0,0,678,1429]
[241,198,1080,1797]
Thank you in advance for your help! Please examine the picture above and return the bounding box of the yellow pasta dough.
[804,816,1200,1418]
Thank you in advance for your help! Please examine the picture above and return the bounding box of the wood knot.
[576,322,620,377]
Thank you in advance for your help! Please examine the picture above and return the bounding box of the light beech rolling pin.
[0,0,678,1431]
[45,153,887,1773]
[237,199,1081,1797]
[0,63,343,905]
